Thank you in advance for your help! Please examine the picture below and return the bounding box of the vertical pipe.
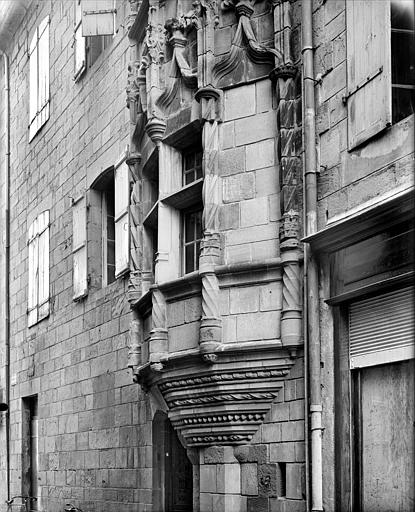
[301,2,323,511]
[1,50,11,502]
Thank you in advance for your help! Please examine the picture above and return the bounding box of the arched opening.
[152,411,193,512]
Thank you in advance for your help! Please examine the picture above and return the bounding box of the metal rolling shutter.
[349,286,414,369]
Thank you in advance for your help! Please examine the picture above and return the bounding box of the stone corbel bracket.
[213,0,282,83]
[156,18,198,113]
[134,348,295,447]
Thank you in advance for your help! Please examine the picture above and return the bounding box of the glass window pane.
[391,0,414,30]
[185,213,195,243]
[392,87,415,123]
[391,32,415,86]
[185,244,194,273]
[195,210,203,239]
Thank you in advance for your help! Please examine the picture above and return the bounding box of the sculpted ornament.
[213,0,282,83]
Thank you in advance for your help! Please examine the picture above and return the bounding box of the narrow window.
[102,180,116,285]
[391,0,415,123]
[183,208,203,274]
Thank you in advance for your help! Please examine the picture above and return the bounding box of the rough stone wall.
[1,1,146,511]
[312,1,414,511]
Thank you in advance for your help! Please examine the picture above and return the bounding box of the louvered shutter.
[37,16,50,129]
[74,0,86,80]
[349,286,414,369]
[346,1,392,150]
[29,31,38,141]
[114,159,130,277]
[37,211,50,320]
[72,195,88,300]
[28,218,39,326]
[81,0,115,36]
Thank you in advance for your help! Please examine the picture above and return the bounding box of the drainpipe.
[1,50,11,503]
[301,2,323,511]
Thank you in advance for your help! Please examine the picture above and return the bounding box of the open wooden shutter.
[74,0,86,80]
[114,158,130,278]
[349,286,414,369]
[29,31,38,141]
[346,0,392,150]
[37,16,50,129]
[72,195,88,300]
[37,211,50,320]
[81,0,115,36]
[28,218,39,326]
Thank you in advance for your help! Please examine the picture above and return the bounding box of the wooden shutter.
[81,0,115,36]
[114,158,130,277]
[346,0,392,150]
[27,218,39,326]
[37,211,50,320]
[74,0,86,80]
[72,195,88,300]
[29,31,38,141]
[349,286,414,369]
[37,16,50,129]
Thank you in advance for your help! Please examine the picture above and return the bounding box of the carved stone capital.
[269,64,297,82]
[279,209,300,247]
[145,117,167,145]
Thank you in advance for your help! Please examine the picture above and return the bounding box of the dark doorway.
[152,411,193,512]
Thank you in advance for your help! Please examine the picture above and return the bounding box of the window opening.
[183,208,203,274]
[391,0,415,123]
[102,180,116,285]
[183,149,202,186]
[22,396,39,511]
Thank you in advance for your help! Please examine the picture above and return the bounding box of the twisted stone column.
[149,288,168,370]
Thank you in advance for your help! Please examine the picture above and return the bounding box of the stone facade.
[0,1,413,512]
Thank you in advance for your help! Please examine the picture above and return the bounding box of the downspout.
[1,50,11,503]
[301,3,323,512]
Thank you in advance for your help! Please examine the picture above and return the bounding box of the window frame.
[27,211,50,327]
[182,206,203,275]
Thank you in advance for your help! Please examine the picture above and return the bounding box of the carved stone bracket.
[213,0,282,84]
[136,357,294,447]
[145,116,167,145]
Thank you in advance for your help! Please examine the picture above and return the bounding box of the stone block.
[184,297,202,323]
[223,173,255,203]
[321,61,346,102]
[226,223,278,247]
[230,286,259,314]
[246,139,276,171]
[219,147,246,176]
[217,463,241,494]
[252,239,278,261]
[258,463,284,497]
[261,423,282,443]
[167,300,185,327]
[247,496,269,512]
[241,463,259,495]
[270,443,296,463]
[241,197,269,227]
[168,321,199,352]
[237,311,281,342]
[256,167,278,197]
[260,282,282,312]
[200,464,217,493]
[256,79,273,113]
[285,463,305,500]
[225,84,256,121]
[225,243,253,265]
[280,421,304,442]
[223,315,237,343]
[204,445,225,464]
[289,400,305,420]
[235,111,276,146]
[222,121,235,149]
[226,494,248,512]
[219,203,240,231]
[200,492,213,512]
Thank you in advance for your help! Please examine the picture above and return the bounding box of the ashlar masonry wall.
[0,1,147,511]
